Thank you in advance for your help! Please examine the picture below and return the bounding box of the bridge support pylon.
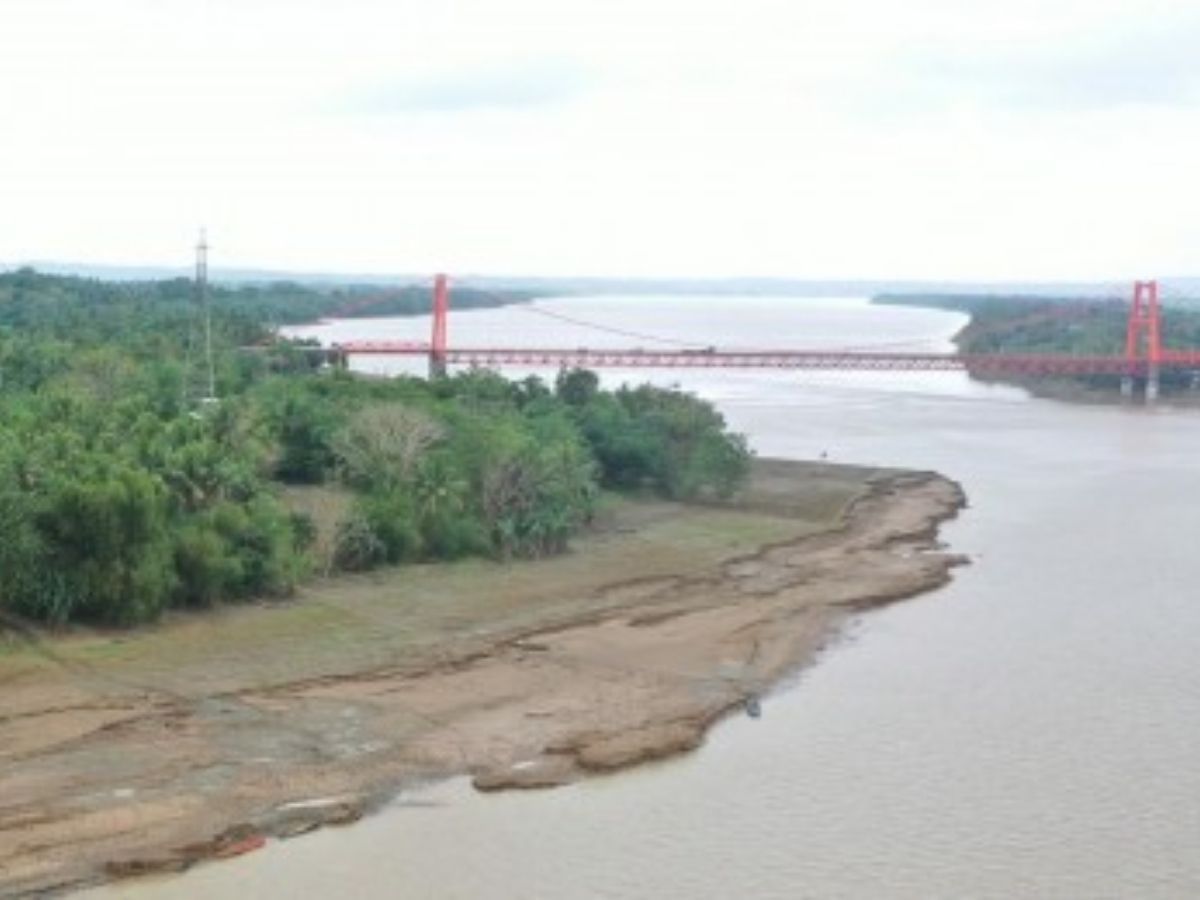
[1146,366,1160,402]
[430,273,449,379]
[1124,279,1162,402]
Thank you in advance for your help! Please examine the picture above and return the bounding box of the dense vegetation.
[0,266,525,336]
[0,269,749,627]
[876,293,1200,395]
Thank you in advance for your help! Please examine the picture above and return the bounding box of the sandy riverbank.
[0,459,965,897]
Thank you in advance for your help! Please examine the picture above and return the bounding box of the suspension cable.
[511,302,712,348]
[511,301,959,354]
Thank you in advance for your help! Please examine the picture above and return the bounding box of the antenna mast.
[196,229,216,401]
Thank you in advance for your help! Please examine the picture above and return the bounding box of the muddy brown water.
[87,297,1200,899]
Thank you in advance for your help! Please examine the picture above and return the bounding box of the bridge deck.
[334,342,1200,375]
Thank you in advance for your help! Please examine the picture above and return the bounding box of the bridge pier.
[1120,373,1160,402]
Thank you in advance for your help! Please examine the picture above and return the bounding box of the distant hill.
[3,260,1198,301]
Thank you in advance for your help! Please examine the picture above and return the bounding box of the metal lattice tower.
[195,229,217,403]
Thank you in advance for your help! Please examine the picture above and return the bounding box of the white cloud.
[336,60,593,115]
[1,0,1198,280]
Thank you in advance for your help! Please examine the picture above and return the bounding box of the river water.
[98,297,1200,899]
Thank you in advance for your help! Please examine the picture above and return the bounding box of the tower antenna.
[196,228,216,402]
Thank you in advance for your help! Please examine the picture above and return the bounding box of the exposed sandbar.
[0,459,966,896]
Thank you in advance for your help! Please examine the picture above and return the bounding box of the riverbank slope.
[0,459,965,896]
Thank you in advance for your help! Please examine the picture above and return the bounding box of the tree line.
[0,269,750,626]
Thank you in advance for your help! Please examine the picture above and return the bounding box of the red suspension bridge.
[331,276,1197,399]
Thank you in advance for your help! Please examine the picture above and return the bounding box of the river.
[94,296,1200,899]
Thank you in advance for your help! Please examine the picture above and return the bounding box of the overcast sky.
[2,0,1198,279]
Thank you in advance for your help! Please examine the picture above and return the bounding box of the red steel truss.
[333,342,1200,375]
[329,278,1200,381]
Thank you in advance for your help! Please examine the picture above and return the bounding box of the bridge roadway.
[334,342,1200,376]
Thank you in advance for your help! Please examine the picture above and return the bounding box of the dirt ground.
[0,459,966,897]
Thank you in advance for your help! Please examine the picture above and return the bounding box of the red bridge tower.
[430,272,449,378]
[1123,279,1162,400]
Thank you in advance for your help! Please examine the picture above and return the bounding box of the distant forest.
[0,266,529,336]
